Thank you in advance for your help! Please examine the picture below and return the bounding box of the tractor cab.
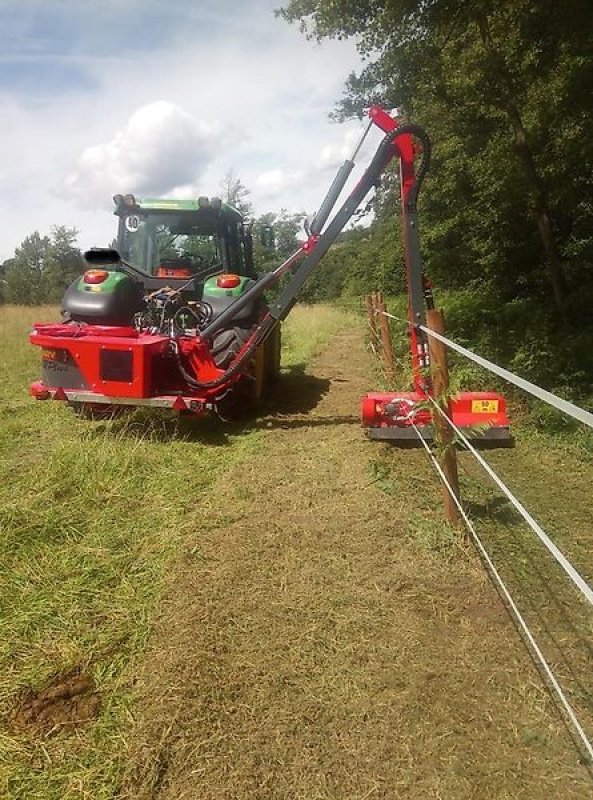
[58,196,259,328]
[114,194,256,293]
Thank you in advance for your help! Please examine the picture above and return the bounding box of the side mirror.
[260,225,275,249]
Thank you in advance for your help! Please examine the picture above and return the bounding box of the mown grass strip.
[0,303,354,798]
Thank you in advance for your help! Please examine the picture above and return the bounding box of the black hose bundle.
[171,313,276,393]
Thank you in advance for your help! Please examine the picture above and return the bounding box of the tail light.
[361,396,379,426]
[84,269,109,284]
[216,274,241,289]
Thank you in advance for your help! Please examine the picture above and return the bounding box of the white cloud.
[254,169,305,198]
[65,101,221,208]
[0,2,368,259]
[320,128,364,169]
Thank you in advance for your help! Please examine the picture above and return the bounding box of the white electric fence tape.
[409,419,593,763]
[376,309,593,430]
[428,397,593,610]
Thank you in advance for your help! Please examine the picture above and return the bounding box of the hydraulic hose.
[401,124,431,208]
[172,313,276,393]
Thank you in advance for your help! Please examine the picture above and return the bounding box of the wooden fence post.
[365,294,380,353]
[425,308,461,525]
[377,296,396,384]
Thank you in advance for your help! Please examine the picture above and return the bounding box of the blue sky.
[0,0,382,259]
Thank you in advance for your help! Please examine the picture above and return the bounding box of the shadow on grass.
[264,363,331,416]
[466,496,517,525]
[92,363,334,446]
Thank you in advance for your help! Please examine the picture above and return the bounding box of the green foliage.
[1,227,84,305]
[252,209,306,277]
[299,219,405,302]
[279,0,593,398]
[367,458,397,495]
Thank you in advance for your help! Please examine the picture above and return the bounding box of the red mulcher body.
[29,108,511,441]
[30,323,224,414]
[361,391,511,443]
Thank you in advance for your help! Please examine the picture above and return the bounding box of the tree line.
[280,0,593,399]
[0,227,85,306]
[0,171,304,306]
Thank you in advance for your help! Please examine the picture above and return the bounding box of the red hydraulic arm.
[369,106,430,394]
[195,108,432,394]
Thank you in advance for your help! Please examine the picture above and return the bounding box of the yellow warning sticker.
[471,399,499,414]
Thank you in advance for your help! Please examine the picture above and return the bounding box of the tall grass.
[0,303,355,798]
[281,304,357,369]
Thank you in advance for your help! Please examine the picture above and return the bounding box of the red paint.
[369,106,426,393]
[361,391,510,430]
[31,326,184,399]
[30,382,50,400]
[303,235,319,254]
[364,107,511,439]
[361,392,432,428]
[30,324,234,408]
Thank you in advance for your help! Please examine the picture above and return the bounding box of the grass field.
[372,297,593,767]
[1,302,592,798]
[0,304,354,799]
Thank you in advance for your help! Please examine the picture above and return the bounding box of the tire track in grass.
[123,323,592,800]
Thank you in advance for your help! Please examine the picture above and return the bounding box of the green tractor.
[47,193,281,418]
[116,194,281,414]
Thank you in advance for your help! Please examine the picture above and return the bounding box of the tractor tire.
[265,323,282,384]
[211,322,264,418]
[210,323,253,369]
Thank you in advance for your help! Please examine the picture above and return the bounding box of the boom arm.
[368,106,430,393]
[190,108,431,391]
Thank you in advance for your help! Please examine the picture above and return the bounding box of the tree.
[2,227,84,305]
[3,232,50,305]
[220,169,253,217]
[279,0,593,395]
[279,0,593,324]
[43,226,85,301]
[252,210,306,275]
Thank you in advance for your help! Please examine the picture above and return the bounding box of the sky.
[0,0,383,260]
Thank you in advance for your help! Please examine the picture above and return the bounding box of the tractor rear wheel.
[210,323,253,369]
[211,322,264,418]
[265,323,282,383]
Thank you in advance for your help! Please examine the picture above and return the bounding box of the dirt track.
[123,325,591,799]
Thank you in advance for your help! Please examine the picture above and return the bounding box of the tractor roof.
[136,197,243,223]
